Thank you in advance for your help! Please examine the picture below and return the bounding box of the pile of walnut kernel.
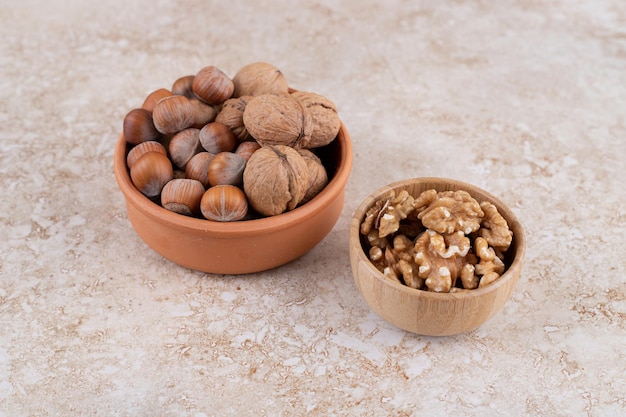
[360,188,514,292]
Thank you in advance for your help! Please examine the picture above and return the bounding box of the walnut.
[429,230,471,259]
[242,145,309,216]
[291,91,341,149]
[297,149,328,205]
[368,245,386,272]
[232,62,290,98]
[365,228,389,250]
[379,190,416,238]
[360,190,416,239]
[359,187,514,292]
[364,229,392,277]
[416,190,484,235]
[390,235,423,289]
[413,230,471,292]
[477,257,506,287]
[214,95,253,142]
[360,193,392,236]
[413,189,438,212]
[459,262,479,290]
[478,201,513,253]
[242,93,313,148]
[383,247,402,284]
[474,237,506,287]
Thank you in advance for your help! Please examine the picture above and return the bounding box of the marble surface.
[1,0,625,415]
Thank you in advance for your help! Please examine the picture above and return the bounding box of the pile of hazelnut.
[360,189,514,292]
[122,62,341,221]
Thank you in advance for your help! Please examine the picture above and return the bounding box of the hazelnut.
[232,62,289,97]
[130,151,173,198]
[243,93,313,148]
[208,152,246,186]
[161,178,205,217]
[123,108,161,145]
[184,152,215,189]
[168,128,202,169]
[141,88,173,112]
[152,95,196,134]
[126,141,167,169]
[189,98,217,127]
[234,141,261,161]
[192,66,234,105]
[200,185,248,222]
[171,75,195,98]
[199,122,237,154]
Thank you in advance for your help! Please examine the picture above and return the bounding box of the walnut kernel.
[417,190,484,235]
[360,188,514,292]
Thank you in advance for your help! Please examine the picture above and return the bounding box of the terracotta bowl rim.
[114,122,353,238]
[350,177,526,299]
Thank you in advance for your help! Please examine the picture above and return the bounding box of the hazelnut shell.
[200,185,248,222]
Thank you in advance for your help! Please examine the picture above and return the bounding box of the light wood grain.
[349,178,526,336]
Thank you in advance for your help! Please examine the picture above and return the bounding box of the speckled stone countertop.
[1,1,625,416]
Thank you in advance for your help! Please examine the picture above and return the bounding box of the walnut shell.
[291,91,341,148]
[232,62,289,97]
[297,149,328,205]
[243,145,309,216]
[243,93,313,148]
[215,96,254,142]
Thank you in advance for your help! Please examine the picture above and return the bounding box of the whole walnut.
[243,145,309,216]
[232,62,290,97]
[215,96,254,142]
[297,149,328,204]
[243,93,313,148]
[291,91,341,148]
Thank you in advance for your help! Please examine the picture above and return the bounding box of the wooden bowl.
[349,178,525,336]
[114,123,352,275]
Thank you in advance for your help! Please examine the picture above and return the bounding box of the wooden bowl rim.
[114,122,353,238]
[350,177,526,299]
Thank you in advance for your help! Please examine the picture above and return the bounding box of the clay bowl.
[114,123,352,275]
[349,178,525,336]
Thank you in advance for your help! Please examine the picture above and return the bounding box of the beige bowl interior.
[349,177,526,336]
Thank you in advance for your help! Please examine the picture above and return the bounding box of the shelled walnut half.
[360,188,513,292]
